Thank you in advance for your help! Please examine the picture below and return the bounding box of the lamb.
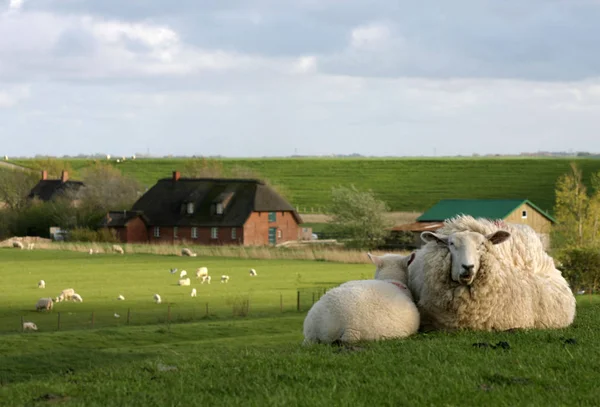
[55,288,75,302]
[408,216,576,331]
[221,275,229,283]
[38,280,45,289]
[35,297,54,312]
[191,288,197,297]
[23,322,38,331]
[12,241,24,249]
[196,267,208,278]
[181,248,197,257]
[154,294,162,304]
[303,252,419,344]
[113,245,124,254]
[72,293,83,302]
[201,275,211,284]
[178,277,191,286]
[117,295,125,301]
[179,270,188,278]
[249,269,257,276]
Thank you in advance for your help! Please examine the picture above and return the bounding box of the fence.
[7,287,336,335]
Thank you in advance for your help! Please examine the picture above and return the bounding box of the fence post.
[127,308,131,325]
[280,293,283,313]
[297,290,300,312]
[57,312,61,331]
[91,311,95,329]
[20,316,24,332]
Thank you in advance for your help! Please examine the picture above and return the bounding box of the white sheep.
[170,268,178,274]
[12,241,24,249]
[55,288,75,302]
[72,293,83,302]
[27,243,35,250]
[38,280,45,289]
[201,275,211,284]
[113,244,124,254]
[154,293,162,304]
[408,216,576,331]
[117,295,125,301]
[35,297,54,312]
[191,288,197,297]
[181,248,197,257]
[179,270,188,279]
[196,267,208,278]
[303,252,419,344]
[114,313,120,318]
[249,269,257,276]
[221,275,230,283]
[23,322,38,331]
[178,277,191,286]
[89,248,94,255]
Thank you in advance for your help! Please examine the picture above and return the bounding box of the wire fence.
[7,287,336,335]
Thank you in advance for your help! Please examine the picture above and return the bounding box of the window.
[154,226,160,238]
[277,229,282,239]
[302,227,309,233]
[191,227,198,239]
[216,203,224,215]
[522,210,527,219]
[173,226,178,238]
[211,227,218,239]
[268,212,276,222]
[231,228,237,240]
[186,202,194,215]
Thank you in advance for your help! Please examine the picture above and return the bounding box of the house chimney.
[173,171,180,182]
[61,170,69,183]
[41,170,48,181]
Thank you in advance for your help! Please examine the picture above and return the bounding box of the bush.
[68,227,119,243]
[557,247,600,293]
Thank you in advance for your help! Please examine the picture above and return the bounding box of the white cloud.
[8,0,24,11]
[350,22,392,49]
[291,56,318,74]
[0,84,30,107]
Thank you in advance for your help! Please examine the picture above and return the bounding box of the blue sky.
[1,0,600,157]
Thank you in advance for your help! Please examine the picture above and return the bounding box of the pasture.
[11,157,600,212]
[0,249,599,406]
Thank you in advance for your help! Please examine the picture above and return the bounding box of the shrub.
[68,227,119,243]
[557,247,600,293]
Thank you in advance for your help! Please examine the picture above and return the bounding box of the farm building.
[101,172,303,246]
[28,170,84,202]
[389,199,555,249]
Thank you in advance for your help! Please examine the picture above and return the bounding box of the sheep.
[303,252,419,344]
[178,277,191,286]
[38,280,45,289]
[72,293,83,302]
[408,216,576,332]
[201,275,211,284]
[55,288,75,302]
[249,269,257,276]
[179,270,188,278]
[221,275,230,283]
[196,267,208,278]
[117,295,125,301]
[23,322,38,331]
[89,248,94,255]
[181,248,197,257]
[114,313,120,318]
[113,244,124,254]
[191,288,197,297]
[154,294,162,304]
[12,241,24,249]
[170,268,178,274]
[27,243,35,250]
[35,297,54,312]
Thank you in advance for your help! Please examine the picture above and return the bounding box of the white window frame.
[173,226,178,238]
[153,226,160,238]
[231,228,237,240]
[216,203,224,215]
[522,210,527,219]
[277,229,282,239]
[211,227,218,239]
[187,202,194,214]
[191,227,198,239]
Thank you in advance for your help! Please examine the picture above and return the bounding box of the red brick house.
[101,172,303,246]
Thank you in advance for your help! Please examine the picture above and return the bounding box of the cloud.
[0,84,30,107]
[350,22,392,49]
[8,0,24,11]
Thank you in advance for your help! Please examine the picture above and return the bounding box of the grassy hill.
[10,157,600,213]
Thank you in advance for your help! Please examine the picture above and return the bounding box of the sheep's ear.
[367,252,384,268]
[486,230,511,245]
[421,232,448,245]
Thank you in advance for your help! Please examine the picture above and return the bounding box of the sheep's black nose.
[460,264,474,278]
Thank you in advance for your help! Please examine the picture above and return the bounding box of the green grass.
[11,157,600,213]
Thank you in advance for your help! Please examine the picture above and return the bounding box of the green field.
[11,157,600,213]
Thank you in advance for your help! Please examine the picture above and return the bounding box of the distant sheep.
[179,270,188,278]
[249,269,257,276]
[154,294,162,304]
[221,275,230,283]
[114,313,120,318]
[117,295,125,301]
[181,248,197,257]
[201,275,211,284]
[170,268,178,274]
[178,278,191,286]
[113,245,124,254]
[89,248,94,255]
[12,241,24,249]
[35,297,54,312]
[191,288,197,297]
[38,280,45,289]
[27,243,35,250]
[196,267,208,278]
[72,293,83,302]
[23,322,38,331]
[55,288,75,302]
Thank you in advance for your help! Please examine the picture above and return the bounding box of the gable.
[417,199,555,223]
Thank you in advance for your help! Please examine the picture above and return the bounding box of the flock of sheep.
[303,215,577,344]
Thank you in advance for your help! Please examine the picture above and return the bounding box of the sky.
[1,0,600,158]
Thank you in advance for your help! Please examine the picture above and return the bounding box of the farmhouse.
[28,170,84,202]
[390,199,555,249]
[101,172,303,246]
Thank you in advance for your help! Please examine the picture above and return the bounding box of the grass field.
[1,250,599,406]
[11,157,600,213]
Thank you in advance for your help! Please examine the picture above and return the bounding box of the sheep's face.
[368,252,416,283]
[421,230,510,286]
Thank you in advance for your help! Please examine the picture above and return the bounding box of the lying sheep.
[23,322,38,331]
[196,267,208,278]
[55,288,75,302]
[12,241,24,249]
[303,252,419,344]
[35,297,54,312]
[249,269,257,276]
[191,288,197,297]
[72,293,83,302]
[113,244,124,254]
[201,275,211,284]
[154,294,162,304]
[181,248,197,257]
[117,295,125,301]
[178,278,191,286]
[221,275,229,283]
[38,280,45,289]
[179,270,188,279]
[408,216,576,331]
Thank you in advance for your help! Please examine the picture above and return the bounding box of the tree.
[553,163,592,247]
[329,185,392,249]
[0,168,38,211]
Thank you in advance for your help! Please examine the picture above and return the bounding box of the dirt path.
[0,160,30,172]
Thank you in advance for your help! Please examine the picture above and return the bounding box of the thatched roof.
[28,180,84,201]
